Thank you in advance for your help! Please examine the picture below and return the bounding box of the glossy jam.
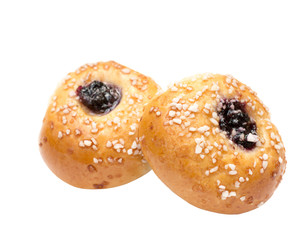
[76,81,122,114]
[217,98,257,150]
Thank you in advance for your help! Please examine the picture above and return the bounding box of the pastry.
[39,61,160,189]
[139,73,286,214]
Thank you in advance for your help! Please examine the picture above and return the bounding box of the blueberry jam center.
[76,81,122,114]
[217,98,257,150]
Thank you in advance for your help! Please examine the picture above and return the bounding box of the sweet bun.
[139,73,286,214]
[39,61,160,189]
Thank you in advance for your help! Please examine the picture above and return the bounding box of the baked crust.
[39,61,160,189]
[139,73,286,214]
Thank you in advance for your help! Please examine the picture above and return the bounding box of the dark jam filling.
[217,98,257,150]
[76,81,122,114]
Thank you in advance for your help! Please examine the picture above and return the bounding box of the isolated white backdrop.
[0,1,306,239]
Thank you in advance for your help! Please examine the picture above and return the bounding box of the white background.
[1,1,306,239]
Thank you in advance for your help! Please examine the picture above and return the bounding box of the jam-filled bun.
[39,61,160,189]
[139,73,286,214]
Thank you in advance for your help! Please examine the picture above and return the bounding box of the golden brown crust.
[139,73,286,214]
[39,61,160,189]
